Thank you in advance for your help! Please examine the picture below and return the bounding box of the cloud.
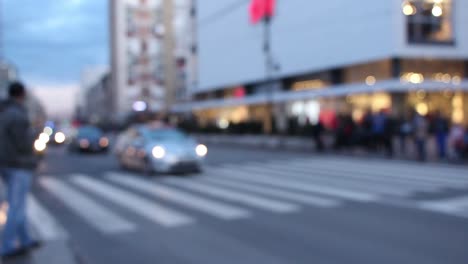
[22,15,86,33]
[67,0,88,8]
[4,0,108,86]
[30,83,79,119]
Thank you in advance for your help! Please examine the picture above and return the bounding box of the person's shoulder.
[3,103,27,120]
[0,99,8,109]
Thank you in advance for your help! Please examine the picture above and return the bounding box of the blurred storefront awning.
[172,79,468,112]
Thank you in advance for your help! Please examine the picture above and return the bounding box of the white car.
[116,125,207,174]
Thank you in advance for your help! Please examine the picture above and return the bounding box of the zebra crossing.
[8,157,468,243]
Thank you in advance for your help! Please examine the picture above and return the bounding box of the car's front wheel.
[142,158,154,176]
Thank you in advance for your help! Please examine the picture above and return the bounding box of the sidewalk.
[195,134,464,163]
[0,241,78,264]
[0,190,78,264]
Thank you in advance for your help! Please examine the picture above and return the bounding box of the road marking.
[27,195,68,241]
[207,167,378,202]
[39,177,136,234]
[287,158,468,184]
[200,176,341,208]
[249,161,443,189]
[107,172,250,220]
[221,164,418,196]
[287,159,467,183]
[275,160,467,190]
[419,196,468,218]
[164,178,300,213]
[71,175,194,228]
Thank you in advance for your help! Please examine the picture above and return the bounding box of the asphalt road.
[11,145,468,264]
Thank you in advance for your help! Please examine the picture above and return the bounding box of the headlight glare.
[196,144,208,157]
[152,146,165,159]
[54,132,66,144]
[34,140,46,152]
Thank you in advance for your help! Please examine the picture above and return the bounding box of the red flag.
[265,0,275,17]
[249,0,263,24]
[249,0,275,24]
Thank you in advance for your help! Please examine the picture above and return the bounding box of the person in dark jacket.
[0,82,41,259]
[312,120,325,152]
[432,111,449,159]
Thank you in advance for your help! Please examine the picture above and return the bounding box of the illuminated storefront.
[176,58,468,133]
[174,0,468,133]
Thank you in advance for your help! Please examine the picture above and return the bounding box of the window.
[403,0,454,44]
[344,60,392,84]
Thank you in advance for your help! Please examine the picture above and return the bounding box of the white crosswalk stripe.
[106,172,251,220]
[30,157,467,238]
[223,157,467,197]
[211,158,468,219]
[221,164,426,196]
[284,160,466,185]
[419,196,468,218]
[27,195,68,241]
[206,167,378,202]
[251,161,447,189]
[71,175,194,228]
[199,176,341,208]
[39,177,136,234]
[286,158,468,185]
[163,177,300,213]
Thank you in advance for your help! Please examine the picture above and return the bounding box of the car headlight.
[39,133,50,143]
[34,140,47,152]
[99,137,109,147]
[54,132,66,144]
[152,146,165,159]
[196,144,208,157]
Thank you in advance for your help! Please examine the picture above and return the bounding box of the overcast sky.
[4,0,109,117]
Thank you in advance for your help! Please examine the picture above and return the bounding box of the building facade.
[0,62,17,98]
[83,73,114,126]
[175,0,468,133]
[110,0,179,120]
[0,62,46,129]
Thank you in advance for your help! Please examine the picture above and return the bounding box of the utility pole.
[189,0,198,99]
[258,0,276,134]
[263,15,274,134]
[162,0,177,114]
[249,0,277,133]
[0,0,4,61]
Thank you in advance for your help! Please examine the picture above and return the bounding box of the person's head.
[8,81,27,102]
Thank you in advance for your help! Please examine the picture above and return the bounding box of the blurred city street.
[5,144,466,264]
[1,0,468,263]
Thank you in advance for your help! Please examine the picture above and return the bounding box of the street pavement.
[1,145,468,264]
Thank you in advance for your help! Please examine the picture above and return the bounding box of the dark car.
[69,126,109,153]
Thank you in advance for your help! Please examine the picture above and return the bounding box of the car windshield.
[78,127,102,137]
[142,129,187,141]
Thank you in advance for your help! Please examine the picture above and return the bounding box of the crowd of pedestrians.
[319,109,468,162]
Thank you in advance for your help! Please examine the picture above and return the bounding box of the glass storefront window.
[403,0,454,44]
[344,60,392,84]
[406,90,466,124]
[291,80,328,91]
[346,93,392,115]
[287,72,332,91]
[289,101,321,125]
[452,93,464,124]
[401,59,464,83]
